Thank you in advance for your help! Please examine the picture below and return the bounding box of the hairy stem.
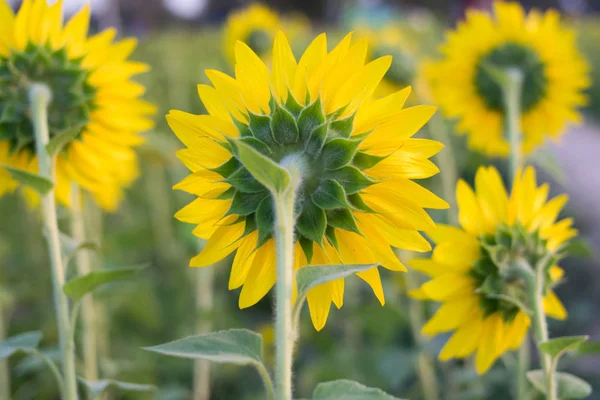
[193,243,214,400]
[516,338,530,400]
[70,186,99,385]
[503,68,525,183]
[30,83,78,400]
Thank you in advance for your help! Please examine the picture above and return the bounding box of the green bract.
[0,43,95,154]
[475,42,548,113]
[214,94,382,260]
[471,223,562,321]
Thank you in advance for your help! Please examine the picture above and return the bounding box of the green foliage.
[527,370,592,399]
[0,331,42,360]
[233,140,291,194]
[312,379,404,400]
[2,166,53,194]
[63,266,145,302]
[539,336,588,359]
[78,378,156,399]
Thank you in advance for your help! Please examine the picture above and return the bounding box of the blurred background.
[1,0,599,399]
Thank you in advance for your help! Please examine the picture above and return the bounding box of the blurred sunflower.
[169,31,447,330]
[355,25,416,97]
[410,165,575,374]
[0,0,155,211]
[223,3,309,64]
[427,1,589,156]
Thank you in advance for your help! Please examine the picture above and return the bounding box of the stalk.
[502,68,524,183]
[516,338,530,400]
[70,185,99,384]
[397,250,439,400]
[193,244,214,400]
[30,83,79,400]
[273,166,300,400]
[0,299,11,400]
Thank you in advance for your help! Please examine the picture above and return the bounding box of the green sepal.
[299,236,314,263]
[321,137,362,170]
[215,187,236,200]
[329,114,355,138]
[233,118,252,137]
[256,198,274,247]
[326,208,361,235]
[225,168,265,193]
[242,214,257,238]
[297,98,325,142]
[284,92,304,117]
[305,123,328,155]
[347,193,376,213]
[325,226,339,251]
[495,228,512,249]
[233,136,272,156]
[227,191,269,216]
[353,151,386,170]
[248,112,274,144]
[327,166,376,194]
[296,201,327,245]
[210,158,240,179]
[311,179,352,210]
[270,103,299,145]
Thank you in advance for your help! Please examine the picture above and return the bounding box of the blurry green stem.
[273,168,300,400]
[25,348,66,396]
[30,83,78,400]
[516,338,530,400]
[502,68,524,182]
[193,242,214,400]
[0,301,10,400]
[71,185,99,385]
[397,250,439,400]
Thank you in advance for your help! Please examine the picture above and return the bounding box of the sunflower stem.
[516,337,530,400]
[70,185,100,387]
[0,296,11,400]
[502,68,524,183]
[273,162,301,400]
[30,83,79,400]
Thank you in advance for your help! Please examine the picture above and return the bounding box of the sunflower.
[427,1,589,156]
[410,165,575,374]
[222,3,309,65]
[0,0,155,211]
[355,25,416,98]
[169,31,448,330]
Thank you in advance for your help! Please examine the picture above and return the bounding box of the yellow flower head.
[411,165,576,374]
[356,25,416,97]
[0,0,155,211]
[223,3,309,65]
[169,31,448,330]
[427,1,589,156]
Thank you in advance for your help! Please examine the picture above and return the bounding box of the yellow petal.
[190,219,245,267]
[544,290,567,320]
[420,273,473,301]
[439,318,483,361]
[272,30,297,104]
[422,296,477,335]
[229,231,259,289]
[239,239,276,308]
[475,314,504,374]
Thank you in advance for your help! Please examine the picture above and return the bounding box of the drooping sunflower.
[410,165,575,374]
[427,1,589,156]
[0,0,155,210]
[355,25,416,98]
[169,31,448,330]
[222,3,309,65]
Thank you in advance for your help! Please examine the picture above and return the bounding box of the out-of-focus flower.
[427,1,589,156]
[169,31,447,331]
[0,0,155,211]
[411,166,575,374]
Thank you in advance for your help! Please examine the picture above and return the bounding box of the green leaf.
[298,98,325,142]
[576,340,600,355]
[271,104,299,145]
[46,124,84,156]
[63,266,145,302]
[312,379,404,400]
[539,336,588,360]
[296,264,377,309]
[326,209,360,234]
[296,201,327,244]
[60,232,98,265]
[321,138,362,170]
[233,140,290,194]
[144,329,264,366]
[2,165,53,194]
[311,179,351,210]
[327,166,375,194]
[527,370,592,399]
[0,331,42,360]
[78,378,156,399]
[562,238,595,258]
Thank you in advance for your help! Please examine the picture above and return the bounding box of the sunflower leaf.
[0,332,43,360]
[46,124,84,156]
[2,165,53,194]
[312,379,404,399]
[527,370,592,399]
[233,140,290,194]
[63,266,145,302]
[539,336,588,360]
[78,378,156,399]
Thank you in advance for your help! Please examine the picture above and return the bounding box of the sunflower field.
[1,1,599,399]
